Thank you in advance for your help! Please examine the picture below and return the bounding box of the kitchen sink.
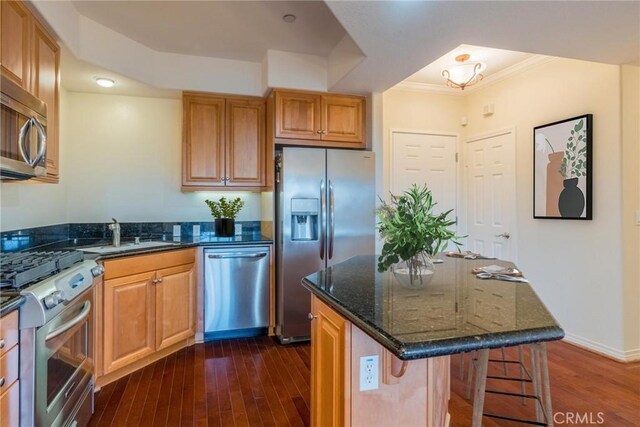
[78,241,179,254]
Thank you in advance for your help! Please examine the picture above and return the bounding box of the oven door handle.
[45,301,91,342]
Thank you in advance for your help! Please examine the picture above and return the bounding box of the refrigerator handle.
[320,179,326,260]
[329,180,335,259]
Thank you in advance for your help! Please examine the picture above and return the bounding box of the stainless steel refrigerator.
[275,147,375,343]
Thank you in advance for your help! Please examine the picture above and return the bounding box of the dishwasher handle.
[208,252,268,259]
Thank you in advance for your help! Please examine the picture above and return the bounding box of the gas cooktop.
[0,250,85,290]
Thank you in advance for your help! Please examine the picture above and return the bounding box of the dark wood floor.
[90,337,640,427]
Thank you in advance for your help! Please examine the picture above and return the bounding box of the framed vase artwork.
[534,114,592,219]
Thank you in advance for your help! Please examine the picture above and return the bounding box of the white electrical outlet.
[359,355,379,391]
[636,211,640,226]
[173,225,181,237]
[235,223,243,235]
[192,225,201,237]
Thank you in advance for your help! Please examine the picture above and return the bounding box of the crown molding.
[391,55,556,96]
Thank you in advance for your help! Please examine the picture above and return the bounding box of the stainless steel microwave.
[1,74,47,180]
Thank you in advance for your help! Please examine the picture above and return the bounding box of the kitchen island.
[301,255,564,427]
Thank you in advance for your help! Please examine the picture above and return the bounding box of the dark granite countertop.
[302,255,564,360]
[0,294,25,317]
[21,234,273,261]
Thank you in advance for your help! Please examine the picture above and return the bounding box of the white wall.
[381,89,465,201]
[63,92,261,223]
[0,91,262,232]
[621,65,640,359]
[0,88,70,231]
[383,59,635,359]
[463,58,626,358]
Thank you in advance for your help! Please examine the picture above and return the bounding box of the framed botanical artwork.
[533,114,592,219]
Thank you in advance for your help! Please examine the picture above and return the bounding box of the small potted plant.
[205,197,244,237]
[377,184,463,286]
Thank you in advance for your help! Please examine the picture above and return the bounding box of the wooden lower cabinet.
[310,295,451,427]
[103,271,156,373]
[100,249,196,381]
[0,380,19,427]
[156,264,195,350]
[311,296,351,427]
[0,310,19,427]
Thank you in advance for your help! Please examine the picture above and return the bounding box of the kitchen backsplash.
[1,221,262,252]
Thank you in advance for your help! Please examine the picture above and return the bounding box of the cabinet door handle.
[0,339,4,349]
[321,130,327,135]
[316,129,322,134]
[0,377,5,388]
[308,313,317,321]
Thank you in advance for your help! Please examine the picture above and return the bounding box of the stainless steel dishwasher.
[204,246,270,340]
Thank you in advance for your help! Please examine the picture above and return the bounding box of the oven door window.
[44,300,91,407]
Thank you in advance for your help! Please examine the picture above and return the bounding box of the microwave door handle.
[30,116,47,166]
[17,118,34,165]
[45,301,91,342]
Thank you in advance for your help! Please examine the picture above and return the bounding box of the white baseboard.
[563,333,640,362]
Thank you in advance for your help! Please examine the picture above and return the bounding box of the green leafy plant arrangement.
[376,184,463,273]
[205,197,244,219]
[560,118,587,179]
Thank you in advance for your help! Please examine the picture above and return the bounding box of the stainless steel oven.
[26,288,94,427]
[14,255,103,427]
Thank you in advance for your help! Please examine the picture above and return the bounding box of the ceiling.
[71,0,346,62]
[325,1,640,93]
[403,45,535,87]
[60,47,181,98]
[36,0,640,96]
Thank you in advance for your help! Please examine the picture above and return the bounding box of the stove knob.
[43,291,64,310]
[91,265,105,277]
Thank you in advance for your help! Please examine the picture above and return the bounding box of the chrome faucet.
[108,218,121,247]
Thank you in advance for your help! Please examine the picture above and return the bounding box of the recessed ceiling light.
[282,14,296,23]
[95,77,115,88]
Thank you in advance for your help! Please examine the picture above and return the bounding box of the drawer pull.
[0,377,5,387]
[0,339,4,349]
[491,293,504,298]
[64,381,77,399]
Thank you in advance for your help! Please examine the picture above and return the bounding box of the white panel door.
[391,131,457,217]
[463,131,516,261]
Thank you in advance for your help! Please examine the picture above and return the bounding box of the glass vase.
[392,252,435,288]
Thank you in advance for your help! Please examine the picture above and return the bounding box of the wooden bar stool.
[468,342,553,427]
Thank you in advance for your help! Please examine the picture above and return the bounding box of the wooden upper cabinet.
[275,91,321,140]
[226,98,265,187]
[183,95,225,187]
[272,89,365,149]
[1,0,60,182]
[182,92,265,191]
[0,0,31,89]
[155,263,195,351]
[311,295,350,427]
[322,95,364,144]
[31,20,60,179]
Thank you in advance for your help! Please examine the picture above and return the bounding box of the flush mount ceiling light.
[95,77,115,88]
[442,54,486,90]
[282,14,296,23]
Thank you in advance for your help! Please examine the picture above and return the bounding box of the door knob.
[495,232,511,239]
[308,313,317,321]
